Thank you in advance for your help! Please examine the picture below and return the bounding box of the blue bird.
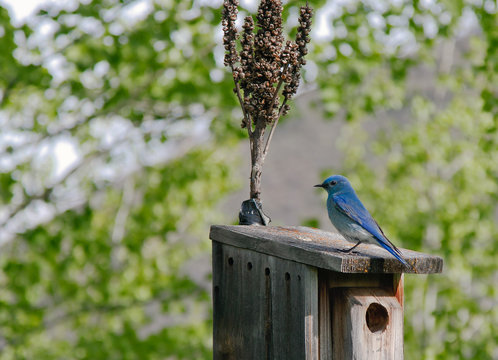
[315,175,410,267]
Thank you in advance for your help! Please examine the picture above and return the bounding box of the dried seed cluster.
[223,0,313,128]
[222,0,240,70]
[283,5,312,100]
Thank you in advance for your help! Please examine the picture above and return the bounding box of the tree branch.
[0,151,99,232]
[232,77,252,136]
[262,98,288,159]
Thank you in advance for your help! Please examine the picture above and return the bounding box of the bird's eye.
[330,180,337,186]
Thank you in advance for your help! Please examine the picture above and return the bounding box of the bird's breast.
[326,199,375,243]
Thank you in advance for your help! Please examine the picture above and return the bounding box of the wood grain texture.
[210,225,443,274]
[324,271,395,289]
[331,288,404,360]
[318,269,404,359]
[212,241,319,360]
[318,273,332,360]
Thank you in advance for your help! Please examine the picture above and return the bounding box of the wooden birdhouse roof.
[210,225,443,274]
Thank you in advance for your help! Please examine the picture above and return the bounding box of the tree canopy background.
[0,0,496,359]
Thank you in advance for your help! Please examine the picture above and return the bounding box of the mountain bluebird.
[315,175,409,267]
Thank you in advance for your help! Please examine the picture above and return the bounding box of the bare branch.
[233,80,253,135]
[0,151,99,232]
[262,98,289,159]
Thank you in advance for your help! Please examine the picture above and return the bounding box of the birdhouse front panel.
[331,287,403,359]
[212,241,319,360]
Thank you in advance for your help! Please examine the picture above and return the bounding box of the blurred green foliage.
[0,0,496,359]
[0,1,237,358]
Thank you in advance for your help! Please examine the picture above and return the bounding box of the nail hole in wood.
[297,275,301,281]
[265,267,270,276]
[247,262,253,270]
[228,257,234,266]
[366,303,389,333]
[285,272,290,281]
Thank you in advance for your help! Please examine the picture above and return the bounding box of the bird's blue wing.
[333,194,379,237]
[333,195,409,267]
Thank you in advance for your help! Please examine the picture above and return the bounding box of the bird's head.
[314,175,353,195]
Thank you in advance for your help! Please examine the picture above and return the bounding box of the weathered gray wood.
[210,225,443,274]
[317,269,403,359]
[212,241,319,360]
[332,288,404,360]
[303,265,319,360]
[325,271,395,288]
[318,273,332,360]
[324,270,403,301]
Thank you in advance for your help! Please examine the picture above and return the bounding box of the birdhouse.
[210,225,443,360]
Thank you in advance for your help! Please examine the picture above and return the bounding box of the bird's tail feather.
[378,241,411,269]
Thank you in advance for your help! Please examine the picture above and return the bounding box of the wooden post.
[210,225,443,360]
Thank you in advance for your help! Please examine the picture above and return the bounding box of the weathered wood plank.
[318,273,332,360]
[213,241,265,359]
[210,225,443,274]
[212,241,319,360]
[324,271,394,288]
[303,266,319,360]
[331,288,404,360]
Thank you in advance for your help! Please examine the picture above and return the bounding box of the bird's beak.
[314,184,325,188]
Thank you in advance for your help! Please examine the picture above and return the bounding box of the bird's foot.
[339,241,362,253]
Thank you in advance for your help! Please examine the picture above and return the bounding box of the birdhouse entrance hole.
[366,303,389,333]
